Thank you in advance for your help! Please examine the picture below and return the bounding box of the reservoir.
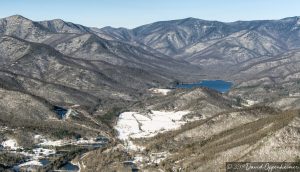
[176,80,233,93]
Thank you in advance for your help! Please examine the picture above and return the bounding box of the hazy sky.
[1,0,300,28]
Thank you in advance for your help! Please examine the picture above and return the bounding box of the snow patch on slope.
[1,139,20,150]
[18,160,43,167]
[149,88,171,95]
[242,99,259,107]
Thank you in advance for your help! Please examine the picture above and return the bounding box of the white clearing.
[18,160,43,167]
[242,99,259,107]
[1,139,20,150]
[114,110,190,150]
[149,88,171,95]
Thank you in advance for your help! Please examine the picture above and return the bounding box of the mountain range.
[1,15,300,172]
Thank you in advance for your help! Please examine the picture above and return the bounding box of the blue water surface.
[176,80,233,93]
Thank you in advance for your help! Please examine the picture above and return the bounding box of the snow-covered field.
[114,110,190,150]
[18,160,43,167]
[149,88,172,95]
[242,99,259,107]
[1,139,20,150]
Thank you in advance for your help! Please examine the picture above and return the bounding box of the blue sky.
[1,0,300,28]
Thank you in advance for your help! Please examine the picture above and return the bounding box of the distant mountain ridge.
[98,16,300,54]
[96,16,300,84]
